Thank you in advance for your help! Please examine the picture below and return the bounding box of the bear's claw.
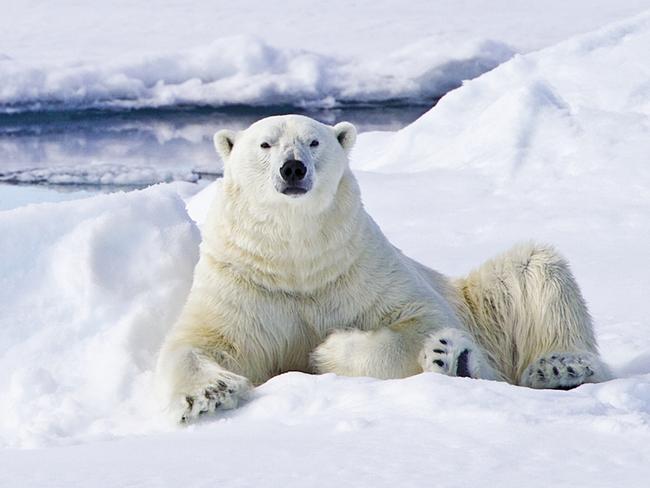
[180,376,250,423]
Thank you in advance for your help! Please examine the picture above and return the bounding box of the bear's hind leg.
[459,242,611,388]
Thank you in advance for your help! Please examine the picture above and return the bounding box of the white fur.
[156,115,610,422]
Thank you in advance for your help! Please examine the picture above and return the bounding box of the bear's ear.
[213,129,237,161]
[333,122,357,155]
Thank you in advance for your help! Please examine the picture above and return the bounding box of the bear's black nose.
[280,160,307,184]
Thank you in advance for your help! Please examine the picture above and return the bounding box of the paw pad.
[420,329,491,379]
[456,349,471,378]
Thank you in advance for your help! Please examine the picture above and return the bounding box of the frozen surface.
[1,8,650,488]
[0,163,199,186]
[1,0,649,111]
[0,35,514,111]
[2,372,650,487]
[0,185,93,211]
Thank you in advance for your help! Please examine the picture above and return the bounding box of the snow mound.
[354,9,650,192]
[0,186,200,447]
[0,164,200,187]
[0,36,514,112]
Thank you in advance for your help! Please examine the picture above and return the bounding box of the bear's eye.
[260,142,271,149]
[310,140,319,147]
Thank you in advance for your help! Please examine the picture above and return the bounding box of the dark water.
[0,104,431,189]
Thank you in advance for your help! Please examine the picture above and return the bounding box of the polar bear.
[156,114,611,422]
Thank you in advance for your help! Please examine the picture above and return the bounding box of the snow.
[354,12,650,180]
[0,185,93,211]
[0,185,201,448]
[0,163,199,186]
[3,373,650,487]
[1,5,650,488]
[2,0,649,111]
[0,36,514,112]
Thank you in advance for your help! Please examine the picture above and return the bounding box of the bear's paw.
[520,353,598,390]
[180,374,251,423]
[420,328,494,380]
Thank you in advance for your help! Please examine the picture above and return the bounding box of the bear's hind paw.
[520,352,604,390]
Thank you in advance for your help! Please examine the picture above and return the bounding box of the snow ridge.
[0,164,200,187]
[353,9,650,185]
[0,36,514,113]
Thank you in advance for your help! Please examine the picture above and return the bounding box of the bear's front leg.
[419,328,498,380]
[156,343,252,423]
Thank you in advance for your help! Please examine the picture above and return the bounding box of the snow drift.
[354,10,650,187]
[0,164,200,187]
[0,36,514,112]
[0,186,200,447]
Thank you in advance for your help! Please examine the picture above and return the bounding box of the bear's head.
[213,115,357,212]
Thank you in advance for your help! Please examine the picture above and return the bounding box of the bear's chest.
[246,286,380,378]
